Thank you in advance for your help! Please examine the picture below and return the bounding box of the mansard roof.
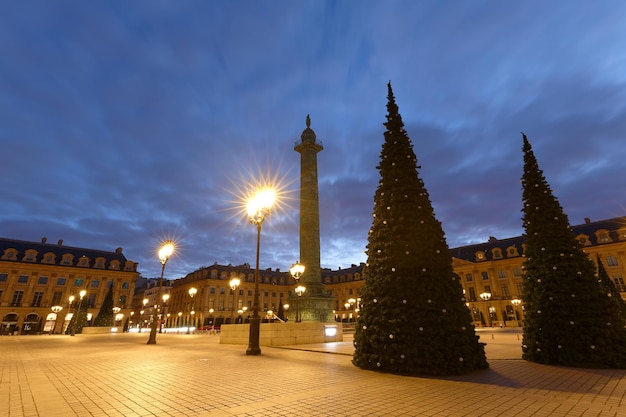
[450,216,626,262]
[0,236,131,268]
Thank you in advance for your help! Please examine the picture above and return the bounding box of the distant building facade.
[154,217,626,329]
[0,237,139,334]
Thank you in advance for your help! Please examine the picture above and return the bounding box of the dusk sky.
[2,1,626,278]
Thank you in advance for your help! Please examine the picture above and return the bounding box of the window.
[91,280,100,288]
[74,278,84,287]
[513,267,522,277]
[483,285,492,293]
[57,277,66,286]
[475,252,485,261]
[87,293,96,308]
[122,282,129,289]
[210,270,217,279]
[516,282,523,296]
[492,248,503,259]
[52,291,62,306]
[613,274,626,292]
[595,230,612,243]
[209,287,216,294]
[500,284,510,298]
[18,275,28,284]
[238,289,243,296]
[78,257,90,267]
[11,290,24,307]
[219,288,225,294]
[62,255,73,265]
[248,290,252,296]
[0,273,8,282]
[95,258,105,269]
[606,256,619,266]
[32,291,44,307]
[507,246,519,257]
[264,291,269,297]
[119,295,127,307]
[38,276,48,285]
[481,272,489,281]
[465,273,473,282]
[43,253,55,264]
[497,270,506,279]
[467,287,477,302]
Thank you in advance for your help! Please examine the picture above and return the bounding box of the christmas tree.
[520,133,626,368]
[92,283,115,327]
[596,255,626,322]
[352,83,488,376]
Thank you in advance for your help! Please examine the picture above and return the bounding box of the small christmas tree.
[93,283,115,327]
[353,83,488,376]
[66,299,89,334]
[520,133,626,368]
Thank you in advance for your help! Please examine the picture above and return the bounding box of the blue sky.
[2,1,626,278]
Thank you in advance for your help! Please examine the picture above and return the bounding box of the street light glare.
[246,187,276,222]
[158,241,175,263]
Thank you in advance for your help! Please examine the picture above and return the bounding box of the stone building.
[0,237,139,334]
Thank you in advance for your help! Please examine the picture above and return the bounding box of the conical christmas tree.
[352,83,488,376]
[92,283,115,327]
[520,133,626,368]
[596,255,626,323]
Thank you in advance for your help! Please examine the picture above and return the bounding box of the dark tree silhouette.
[520,133,626,368]
[353,83,488,376]
[92,283,115,327]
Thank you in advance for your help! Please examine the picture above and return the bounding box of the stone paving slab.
[1,329,625,416]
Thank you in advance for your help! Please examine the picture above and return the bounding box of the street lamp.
[187,287,197,334]
[70,289,87,336]
[246,187,276,355]
[51,305,63,334]
[290,261,305,323]
[112,306,121,327]
[511,298,522,327]
[147,241,175,345]
[160,293,170,333]
[229,277,241,321]
[479,292,492,327]
[295,285,306,323]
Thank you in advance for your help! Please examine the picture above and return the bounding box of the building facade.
[0,237,139,334]
[322,217,626,327]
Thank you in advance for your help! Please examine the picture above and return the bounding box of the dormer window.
[2,248,18,260]
[94,258,105,269]
[23,250,38,262]
[109,260,120,270]
[492,248,503,259]
[42,253,56,264]
[475,251,486,261]
[62,254,74,265]
[595,229,612,244]
[618,227,626,241]
[78,256,90,267]
[576,234,591,246]
[506,246,519,257]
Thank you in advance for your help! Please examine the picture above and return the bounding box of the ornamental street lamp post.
[480,292,493,327]
[147,241,175,345]
[290,261,305,322]
[295,285,306,323]
[51,305,63,334]
[187,287,197,334]
[160,294,170,333]
[511,298,522,327]
[246,187,275,355]
[229,277,241,322]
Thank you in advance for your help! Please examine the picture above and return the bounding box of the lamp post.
[112,306,121,328]
[229,277,241,322]
[479,292,492,327]
[295,285,306,323]
[290,261,305,323]
[70,290,87,336]
[177,311,182,328]
[129,311,134,331]
[246,187,275,355]
[187,287,197,334]
[511,298,522,327]
[160,294,170,333]
[51,305,63,334]
[147,241,175,345]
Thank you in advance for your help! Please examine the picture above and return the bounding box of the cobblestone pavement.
[1,329,625,416]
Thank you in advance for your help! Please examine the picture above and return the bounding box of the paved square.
[1,329,625,416]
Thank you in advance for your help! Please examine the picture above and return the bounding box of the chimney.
[41,237,47,244]
[115,247,123,254]
[584,217,591,224]
[57,239,63,246]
